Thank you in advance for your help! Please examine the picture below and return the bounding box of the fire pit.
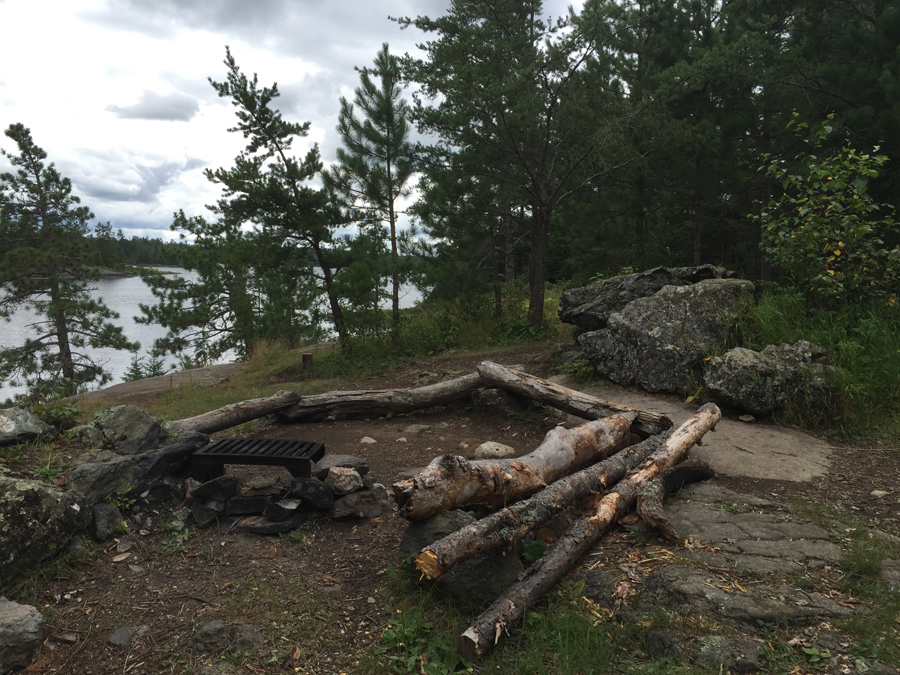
[191,438,326,482]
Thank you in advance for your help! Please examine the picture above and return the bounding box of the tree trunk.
[457,403,721,661]
[393,413,635,521]
[527,203,550,327]
[476,361,672,437]
[415,432,669,580]
[173,390,301,434]
[278,372,489,423]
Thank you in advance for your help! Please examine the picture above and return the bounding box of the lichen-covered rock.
[89,502,122,542]
[578,279,754,395]
[67,430,209,504]
[71,405,166,455]
[0,477,90,582]
[703,341,833,416]
[0,597,44,673]
[558,265,734,331]
[0,408,52,447]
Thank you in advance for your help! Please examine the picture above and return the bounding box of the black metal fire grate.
[192,438,326,482]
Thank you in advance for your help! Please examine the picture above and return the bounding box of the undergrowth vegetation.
[737,287,900,436]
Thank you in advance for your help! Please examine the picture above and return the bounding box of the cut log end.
[415,550,442,580]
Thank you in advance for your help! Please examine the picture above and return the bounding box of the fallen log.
[415,432,670,580]
[173,390,300,435]
[393,413,636,521]
[277,371,494,423]
[477,361,672,437]
[457,403,721,661]
[636,460,714,540]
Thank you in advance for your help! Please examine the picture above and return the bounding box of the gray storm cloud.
[106,90,200,122]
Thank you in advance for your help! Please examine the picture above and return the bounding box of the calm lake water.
[0,269,422,401]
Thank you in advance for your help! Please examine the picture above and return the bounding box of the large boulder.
[67,429,209,504]
[578,279,754,395]
[0,475,90,582]
[0,597,44,673]
[559,265,734,331]
[70,405,165,455]
[703,341,833,416]
[0,409,52,447]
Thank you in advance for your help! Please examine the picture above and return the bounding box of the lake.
[0,269,422,401]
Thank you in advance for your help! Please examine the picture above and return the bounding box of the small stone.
[403,424,431,434]
[263,499,303,522]
[241,476,284,497]
[459,442,469,450]
[362,474,377,490]
[367,597,376,604]
[115,539,132,553]
[89,502,122,542]
[330,484,393,520]
[738,414,755,423]
[107,625,148,647]
[871,490,889,498]
[473,441,517,460]
[167,520,185,532]
[0,598,44,672]
[225,496,273,516]
[52,633,78,644]
[191,475,239,502]
[396,437,408,443]
[360,436,377,444]
[172,507,191,521]
[324,467,364,496]
[191,502,218,529]
[190,619,228,654]
[289,478,334,510]
[128,565,144,574]
[435,422,449,429]
[312,455,369,479]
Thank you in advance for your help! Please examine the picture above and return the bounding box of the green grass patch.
[737,287,900,435]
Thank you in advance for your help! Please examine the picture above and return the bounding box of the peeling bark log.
[637,460,714,540]
[457,403,721,661]
[173,390,300,435]
[415,432,670,580]
[477,361,672,437]
[393,414,636,521]
[277,372,492,423]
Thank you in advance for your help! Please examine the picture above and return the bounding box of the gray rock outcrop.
[703,340,833,416]
[578,279,754,395]
[331,483,393,520]
[0,409,52,447]
[70,405,165,455]
[559,265,734,331]
[0,597,44,674]
[0,476,90,582]
[67,421,208,504]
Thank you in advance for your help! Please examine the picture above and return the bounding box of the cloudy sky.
[0,0,581,241]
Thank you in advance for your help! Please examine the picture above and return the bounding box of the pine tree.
[331,43,415,329]
[0,124,138,397]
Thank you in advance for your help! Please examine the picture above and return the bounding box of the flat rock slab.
[583,383,832,481]
[662,483,842,575]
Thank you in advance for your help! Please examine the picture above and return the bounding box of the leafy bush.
[754,114,900,311]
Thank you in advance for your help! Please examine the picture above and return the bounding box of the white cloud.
[107,90,200,122]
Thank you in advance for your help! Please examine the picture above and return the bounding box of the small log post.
[476,361,672,437]
[172,390,300,435]
[457,403,721,662]
[415,432,670,580]
[393,414,636,521]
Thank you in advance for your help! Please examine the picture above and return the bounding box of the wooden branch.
[476,361,672,437]
[277,372,492,423]
[457,403,721,661]
[415,432,670,580]
[172,390,300,435]
[393,413,635,521]
[637,460,715,540]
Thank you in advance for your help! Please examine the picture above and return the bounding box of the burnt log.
[415,432,670,579]
[636,460,714,540]
[173,390,299,435]
[393,414,635,521]
[457,403,721,661]
[476,361,672,437]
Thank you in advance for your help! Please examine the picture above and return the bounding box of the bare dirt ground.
[14,342,900,674]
